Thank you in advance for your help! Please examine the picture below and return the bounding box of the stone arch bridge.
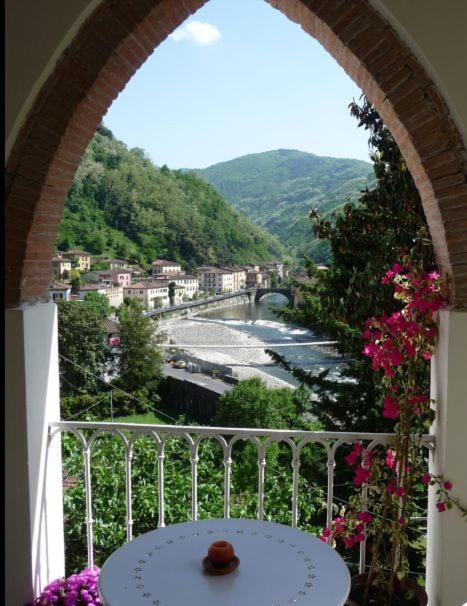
[252,287,295,306]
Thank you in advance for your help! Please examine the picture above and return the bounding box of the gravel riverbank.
[158,316,293,389]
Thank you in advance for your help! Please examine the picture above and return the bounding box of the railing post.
[190,444,199,522]
[125,445,133,542]
[83,445,94,568]
[223,449,232,519]
[326,447,336,545]
[157,443,165,528]
[257,445,266,521]
[291,455,301,528]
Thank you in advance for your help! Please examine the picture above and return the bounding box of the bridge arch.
[254,288,294,306]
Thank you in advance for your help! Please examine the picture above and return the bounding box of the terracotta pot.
[207,541,235,565]
[345,573,428,606]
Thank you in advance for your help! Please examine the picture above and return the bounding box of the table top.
[99,518,351,606]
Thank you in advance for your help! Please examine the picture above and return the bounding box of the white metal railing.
[49,421,434,572]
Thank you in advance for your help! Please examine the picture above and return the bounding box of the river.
[161,294,345,388]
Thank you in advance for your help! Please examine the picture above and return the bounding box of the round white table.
[99,519,351,606]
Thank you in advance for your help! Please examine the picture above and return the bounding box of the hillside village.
[50,249,288,311]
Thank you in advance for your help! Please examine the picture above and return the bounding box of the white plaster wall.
[5,303,65,604]
[428,309,467,606]
[371,0,467,147]
[5,0,104,157]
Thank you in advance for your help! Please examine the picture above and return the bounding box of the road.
[163,364,233,395]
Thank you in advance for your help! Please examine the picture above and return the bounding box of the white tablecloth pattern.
[99,519,351,606]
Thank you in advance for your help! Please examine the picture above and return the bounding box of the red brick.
[427,161,463,181]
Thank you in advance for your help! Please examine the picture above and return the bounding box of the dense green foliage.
[273,99,435,432]
[215,377,313,430]
[58,125,284,268]
[57,300,107,396]
[191,149,374,262]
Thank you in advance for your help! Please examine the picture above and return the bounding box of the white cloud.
[169,21,221,46]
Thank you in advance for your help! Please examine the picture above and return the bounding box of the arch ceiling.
[5,0,467,307]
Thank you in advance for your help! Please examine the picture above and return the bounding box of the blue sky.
[104,0,370,169]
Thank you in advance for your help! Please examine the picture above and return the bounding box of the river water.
[182,294,345,388]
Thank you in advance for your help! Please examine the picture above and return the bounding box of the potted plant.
[319,259,466,605]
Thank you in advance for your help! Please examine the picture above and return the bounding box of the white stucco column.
[5,302,65,605]
[427,309,467,606]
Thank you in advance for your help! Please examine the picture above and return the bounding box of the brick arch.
[5,0,467,307]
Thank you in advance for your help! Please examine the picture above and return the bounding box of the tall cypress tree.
[272,98,435,431]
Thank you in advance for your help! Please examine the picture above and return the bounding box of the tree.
[69,270,81,294]
[168,282,176,306]
[117,300,163,393]
[215,377,309,430]
[57,300,107,396]
[274,97,435,432]
[84,292,111,318]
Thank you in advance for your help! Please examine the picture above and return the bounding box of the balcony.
[49,420,434,579]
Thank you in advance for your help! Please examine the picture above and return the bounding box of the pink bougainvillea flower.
[344,442,363,467]
[343,536,356,549]
[353,467,371,487]
[420,476,430,488]
[319,527,331,542]
[385,449,396,469]
[443,481,453,490]
[436,502,446,512]
[398,516,406,526]
[395,486,406,498]
[357,511,373,524]
[422,351,432,361]
[383,394,399,419]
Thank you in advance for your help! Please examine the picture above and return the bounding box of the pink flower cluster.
[320,510,374,549]
[344,442,373,487]
[31,567,101,606]
[363,262,445,384]
[422,473,454,513]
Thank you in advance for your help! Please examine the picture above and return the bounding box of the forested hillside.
[57,126,284,268]
[191,149,374,262]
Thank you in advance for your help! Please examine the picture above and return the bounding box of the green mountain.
[57,126,284,269]
[189,149,375,262]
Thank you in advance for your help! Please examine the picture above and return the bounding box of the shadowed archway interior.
[5,0,467,307]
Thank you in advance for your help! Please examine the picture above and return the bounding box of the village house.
[220,266,246,291]
[77,284,124,308]
[245,269,268,288]
[151,259,182,276]
[49,282,72,302]
[172,284,186,305]
[61,249,91,271]
[152,273,199,300]
[260,261,286,281]
[99,258,128,270]
[123,282,170,310]
[51,256,72,278]
[241,263,261,273]
[98,269,132,288]
[198,268,235,294]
